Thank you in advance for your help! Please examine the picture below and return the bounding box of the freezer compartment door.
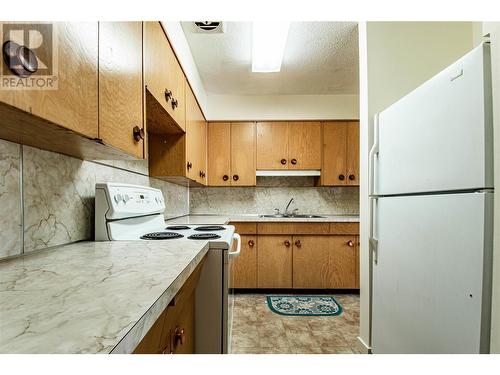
[371,192,493,353]
[374,43,493,195]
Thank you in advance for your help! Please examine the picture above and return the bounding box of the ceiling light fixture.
[252,21,290,73]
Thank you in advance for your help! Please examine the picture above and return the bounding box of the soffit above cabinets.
[181,22,359,95]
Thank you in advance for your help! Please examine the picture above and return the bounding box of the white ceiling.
[181,22,359,96]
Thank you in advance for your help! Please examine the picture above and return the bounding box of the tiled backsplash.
[1,139,359,259]
[189,177,359,215]
[0,139,188,259]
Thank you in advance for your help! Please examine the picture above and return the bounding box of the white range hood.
[256,170,321,177]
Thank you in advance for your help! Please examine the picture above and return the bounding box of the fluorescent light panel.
[252,21,290,73]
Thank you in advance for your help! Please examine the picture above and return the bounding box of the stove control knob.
[123,194,130,202]
[114,194,122,203]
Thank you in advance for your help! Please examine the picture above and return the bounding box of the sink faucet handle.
[274,208,280,214]
[291,208,299,216]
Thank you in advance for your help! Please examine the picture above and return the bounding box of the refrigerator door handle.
[369,114,380,196]
[369,197,379,264]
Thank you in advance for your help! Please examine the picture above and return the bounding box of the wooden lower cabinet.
[257,235,293,288]
[328,236,359,289]
[292,236,331,289]
[133,258,204,354]
[232,235,257,288]
[231,222,359,290]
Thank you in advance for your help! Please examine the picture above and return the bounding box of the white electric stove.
[95,182,240,354]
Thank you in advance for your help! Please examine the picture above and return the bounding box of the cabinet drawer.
[231,222,257,234]
[257,222,330,235]
[329,222,359,235]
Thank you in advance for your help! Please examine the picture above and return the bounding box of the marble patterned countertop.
[166,214,360,225]
[0,240,209,354]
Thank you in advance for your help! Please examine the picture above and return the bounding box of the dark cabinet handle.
[284,240,291,247]
[233,175,239,181]
[171,98,178,109]
[280,159,287,165]
[199,170,203,177]
[349,174,355,181]
[164,89,172,101]
[222,175,229,181]
[133,126,145,142]
[347,240,354,247]
[174,327,186,346]
[338,174,345,181]
[248,240,255,247]
[2,41,38,78]
[187,161,192,170]
[291,159,297,165]
[294,240,301,248]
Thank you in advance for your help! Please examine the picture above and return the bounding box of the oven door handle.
[229,233,241,258]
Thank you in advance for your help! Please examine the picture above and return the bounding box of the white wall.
[206,94,359,120]
[482,22,500,354]
[358,21,477,352]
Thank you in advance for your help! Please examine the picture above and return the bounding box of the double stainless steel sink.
[259,214,325,219]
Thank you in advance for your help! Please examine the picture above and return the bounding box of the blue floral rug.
[266,295,342,316]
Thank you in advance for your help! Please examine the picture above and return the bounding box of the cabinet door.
[231,122,256,186]
[257,235,293,288]
[346,121,360,186]
[292,236,331,289]
[144,21,186,130]
[0,22,98,138]
[133,309,166,354]
[256,122,289,169]
[232,235,257,288]
[322,121,348,186]
[198,120,207,185]
[328,236,358,288]
[288,122,321,169]
[170,292,195,354]
[99,22,143,158]
[207,122,231,186]
[185,85,202,182]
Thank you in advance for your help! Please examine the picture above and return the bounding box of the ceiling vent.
[192,21,226,34]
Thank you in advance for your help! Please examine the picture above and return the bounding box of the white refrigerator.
[369,43,494,354]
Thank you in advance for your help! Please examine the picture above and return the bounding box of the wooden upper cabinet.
[198,119,207,185]
[322,121,348,185]
[207,122,256,186]
[256,121,321,170]
[346,121,360,186]
[288,121,321,169]
[322,121,359,186]
[0,22,98,138]
[231,122,256,186]
[186,85,205,183]
[256,122,289,169]
[207,122,231,186]
[144,21,186,131]
[98,22,144,158]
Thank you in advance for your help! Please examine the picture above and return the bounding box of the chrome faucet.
[284,198,295,216]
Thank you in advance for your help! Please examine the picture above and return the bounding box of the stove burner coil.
[194,225,225,232]
[188,233,221,240]
[165,225,191,230]
[140,232,184,240]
